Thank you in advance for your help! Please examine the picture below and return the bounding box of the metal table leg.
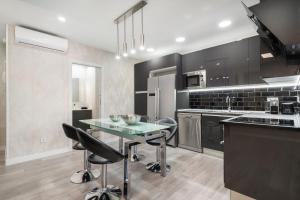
[123,141,132,200]
[160,131,167,177]
[119,137,124,154]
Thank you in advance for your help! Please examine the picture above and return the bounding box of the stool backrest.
[62,123,79,142]
[157,117,178,142]
[76,128,124,163]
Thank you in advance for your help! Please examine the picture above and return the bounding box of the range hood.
[263,75,300,85]
[242,0,300,64]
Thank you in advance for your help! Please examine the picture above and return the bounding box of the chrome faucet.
[226,96,231,112]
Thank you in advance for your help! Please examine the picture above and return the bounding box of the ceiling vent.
[15,26,68,52]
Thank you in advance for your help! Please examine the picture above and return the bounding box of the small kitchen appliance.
[281,102,295,115]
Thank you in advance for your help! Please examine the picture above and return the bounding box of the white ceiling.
[0,0,260,60]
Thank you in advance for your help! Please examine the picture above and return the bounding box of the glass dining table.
[80,118,173,200]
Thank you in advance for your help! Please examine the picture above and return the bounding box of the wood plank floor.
[0,138,229,200]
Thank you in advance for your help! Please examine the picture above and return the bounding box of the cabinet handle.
[220,140,224,145]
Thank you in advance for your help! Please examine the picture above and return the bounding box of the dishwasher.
[178,113,203,153]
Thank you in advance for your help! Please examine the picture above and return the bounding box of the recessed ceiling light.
[176,37,186,43]
[261,53,274,59]
[57,16,66,23]
[115,55,121,60]
[147,48,155,52]
[139,45,145,51]
[218,20,232,28]
[130,49,136,54]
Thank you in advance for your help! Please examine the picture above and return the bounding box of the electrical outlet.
[40,138,47,143]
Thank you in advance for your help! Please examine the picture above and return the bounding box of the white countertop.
[178,109,300,128]
[222,113,300,129]
[177,109,265,115]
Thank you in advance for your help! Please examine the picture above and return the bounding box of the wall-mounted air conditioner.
[15,26,68,52]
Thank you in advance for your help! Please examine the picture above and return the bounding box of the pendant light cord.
[132,14,135,39]
[124,15,126,42]
[116,23,119,54]
[141,8,144,34]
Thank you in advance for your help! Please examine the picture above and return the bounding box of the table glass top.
[80,118,171,137]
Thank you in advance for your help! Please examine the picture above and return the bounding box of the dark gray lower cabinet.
[72,109,92,131]
[134,93,147,116]
[201,114,232,151]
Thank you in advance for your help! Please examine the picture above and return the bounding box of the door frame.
[70,61,104,122]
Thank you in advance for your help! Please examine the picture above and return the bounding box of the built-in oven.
[184,70,206,89]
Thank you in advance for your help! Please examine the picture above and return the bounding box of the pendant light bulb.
[123,41,128,57]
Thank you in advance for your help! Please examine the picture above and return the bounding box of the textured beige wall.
[0,42,5,150]
[6,25,137,161]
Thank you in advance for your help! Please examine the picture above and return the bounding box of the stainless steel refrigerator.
[147,73,176,146]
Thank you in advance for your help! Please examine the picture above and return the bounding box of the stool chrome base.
[84,186,122,200]
[146,162,171,173]
[131,153,145,162]
[70,169,101,184]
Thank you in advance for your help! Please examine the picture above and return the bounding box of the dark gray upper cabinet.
[182,36,264,87]
[134,53,183,115]
[182,51,205,73]
[134,53,182,91]
[205,58,229,87]
[226,38,249,85]
[248,36,264,84]
[259,39,299,78]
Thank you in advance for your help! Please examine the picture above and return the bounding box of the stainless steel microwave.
[184,70,206,89]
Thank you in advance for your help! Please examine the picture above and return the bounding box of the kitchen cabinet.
[134,53,183,115]
[248,36,263,84]
[178,113,202,153]
[182,51,205,73]
[72,109,92,131]
[205,58,229,87]
[201,114,232,151]
[182,36,264,87]
[203,45,226,60]
[226,39,249,85]
[134,93,147,116]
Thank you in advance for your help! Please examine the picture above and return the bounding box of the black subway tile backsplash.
[189,86,300,112]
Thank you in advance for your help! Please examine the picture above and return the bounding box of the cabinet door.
[201,115,230,151]
[205,58,228,87]
[182,51,205,73]
[204,45,226,60]
[135,93,147,116]
[227,39,249,85]
[248,36,263,84]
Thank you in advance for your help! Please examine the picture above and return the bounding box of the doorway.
[0,24,6,165]
[71,63,102,130]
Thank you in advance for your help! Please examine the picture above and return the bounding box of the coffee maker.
[265,97,279,114]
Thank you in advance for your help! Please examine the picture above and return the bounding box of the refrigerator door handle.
[156,88,160,120]
[154,88,157,121]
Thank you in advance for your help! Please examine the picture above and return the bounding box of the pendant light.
[115,22,121,60]
[123,15,128,57]
[139,8,145,51]
[114,1,147,56]
[130,14,136,54]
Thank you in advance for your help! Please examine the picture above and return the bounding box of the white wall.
[6,25,138,165]
[0,42,5,151]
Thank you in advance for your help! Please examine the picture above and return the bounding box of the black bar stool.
[145,117,177,173]
[76,128,125,200]
[62,123,100,184]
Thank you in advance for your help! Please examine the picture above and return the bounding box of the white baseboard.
[6,147,72,166]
